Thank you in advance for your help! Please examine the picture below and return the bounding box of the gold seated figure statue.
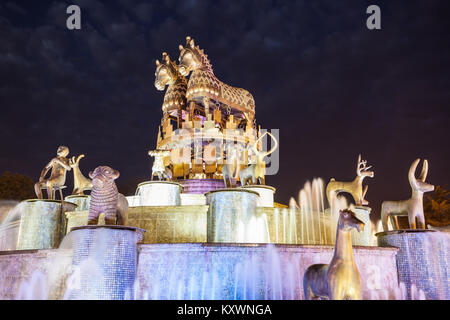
[34,146,72,200]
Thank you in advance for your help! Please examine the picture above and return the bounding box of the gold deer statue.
[326,155,374,207]
[239,131,278,185]
[381,158,434,231]
[70,154,92,195]
[303,209,365,300]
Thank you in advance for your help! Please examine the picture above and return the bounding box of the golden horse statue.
[155,52,187,113]
[303,209,364,300]
[381,158,434,231]
[178,36,255,120]
[326,155,374,207]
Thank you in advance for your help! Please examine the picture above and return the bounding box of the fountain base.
[17,199,77,250]
[377,229,449,299]
[136,181,182,206]
[206,188,261,243]
[65,225,145,300]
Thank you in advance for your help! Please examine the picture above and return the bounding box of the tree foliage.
[424,185,450,227]
[0,171,35,201]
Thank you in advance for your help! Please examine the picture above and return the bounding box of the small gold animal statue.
[70,154,92,195]
[148,149,172,181]
[239,131,278,185]
[326,155,374,207]
[155,52,187,112]
[381,158,434,231]
[303,209,365,300]
[178,36,255,120]
[222,144,243,188]
[34,146,72,199]
[88,166,128,225]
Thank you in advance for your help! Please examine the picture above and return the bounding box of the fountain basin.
[0,220,20,251]
[17,200,77,250]
[0,243,398,300]
[66,225,145,300]
[240,185,276,207]
[64,195,90,211]
[377,229,449,300]
[206,188,261,243]
[136,181,182,206]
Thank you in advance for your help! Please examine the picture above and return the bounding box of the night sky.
[0,1,449,222]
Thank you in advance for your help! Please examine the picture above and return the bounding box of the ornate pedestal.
[241,185,275,207]
[205,188,262,243]
[65,225,145,300]
[64,195,90,211]
[178,179,228,194]
[136,181,182,206]
[17,199,77,250]
[350,206,372,246]
[377,230,449,300]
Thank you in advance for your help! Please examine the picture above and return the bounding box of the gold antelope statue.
[239,131,278,185]
[178,36,255,121]
[326,155,374,207]
[303,209,365,300]
[155,52,187,112]
[381,158,434,231]
[70,154,92,195]
[34,146,72,199]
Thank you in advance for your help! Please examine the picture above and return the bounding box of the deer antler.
[357,157,372,173]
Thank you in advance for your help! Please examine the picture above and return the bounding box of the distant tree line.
[424,185,450,227]
[0,171,35,200]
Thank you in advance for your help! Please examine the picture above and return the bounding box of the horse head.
[178,36,209,76]
[155,52,178,90]
[338,209,365,232]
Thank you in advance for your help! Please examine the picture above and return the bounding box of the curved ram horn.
[419,159,428,182]
[408,158,420,189]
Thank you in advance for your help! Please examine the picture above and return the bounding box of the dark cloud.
[0,0,449,221]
